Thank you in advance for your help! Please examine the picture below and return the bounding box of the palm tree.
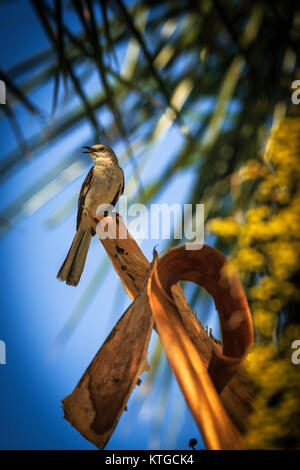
[0,0,299,450]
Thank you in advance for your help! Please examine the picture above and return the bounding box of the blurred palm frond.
[1,0,299,449]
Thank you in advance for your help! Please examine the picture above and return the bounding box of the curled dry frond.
[63,212,254,449]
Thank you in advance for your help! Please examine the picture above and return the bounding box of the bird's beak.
[82,146,94,154]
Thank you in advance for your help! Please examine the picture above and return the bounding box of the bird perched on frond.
[57,144,124,286]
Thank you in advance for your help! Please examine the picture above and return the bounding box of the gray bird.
[57,144,124,286]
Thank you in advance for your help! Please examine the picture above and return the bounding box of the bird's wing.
[111,168,125,207]
[120,168,125,195]
[76,166,94,230]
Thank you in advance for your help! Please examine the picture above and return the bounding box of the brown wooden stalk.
[62,211,255,449]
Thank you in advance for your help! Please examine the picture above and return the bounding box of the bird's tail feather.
[57,227,92,286]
